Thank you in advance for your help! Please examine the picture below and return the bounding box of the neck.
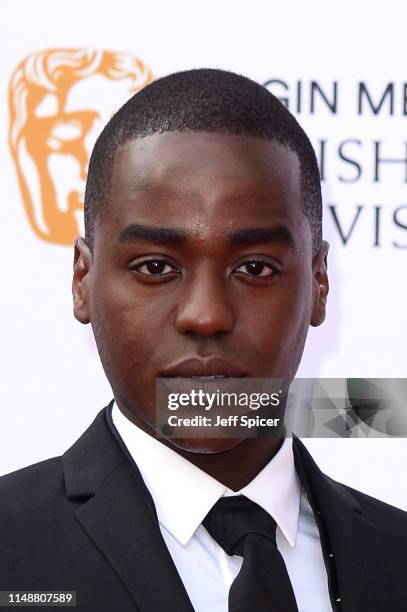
[115,399,285,491]
[172,436,285,491]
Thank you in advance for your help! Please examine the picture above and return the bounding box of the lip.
[159,356,247,378]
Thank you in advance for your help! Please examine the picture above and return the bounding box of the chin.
[165,435,248,455]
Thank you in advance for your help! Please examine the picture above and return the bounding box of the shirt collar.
[111,401,300,548]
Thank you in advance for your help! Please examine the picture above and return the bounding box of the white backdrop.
[1,0,406,510]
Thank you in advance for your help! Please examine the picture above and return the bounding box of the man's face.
[73,131,328,452]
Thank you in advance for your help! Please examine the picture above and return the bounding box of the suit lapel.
[62,404,194,612]
[293,437,389,612]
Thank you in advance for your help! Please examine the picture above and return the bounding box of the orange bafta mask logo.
[9,48,153,245]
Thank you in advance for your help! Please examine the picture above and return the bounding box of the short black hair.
[84,68,322,254]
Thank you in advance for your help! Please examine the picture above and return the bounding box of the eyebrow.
[227,226,295,248]
[115,223,295,249]
[116,224,188,246]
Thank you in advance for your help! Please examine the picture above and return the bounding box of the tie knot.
[203,495,277,556]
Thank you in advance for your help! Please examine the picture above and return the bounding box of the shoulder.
[0,456,62,489]
[328,475,407,547]
[0,456,69,520]
[0,457,83,577]
[332,476,407,521]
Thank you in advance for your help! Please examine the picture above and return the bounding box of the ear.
[72,237,93,324]
[310,240,329,327]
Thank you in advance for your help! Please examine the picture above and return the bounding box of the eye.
[233,260,279,278]
[130,258,180,277]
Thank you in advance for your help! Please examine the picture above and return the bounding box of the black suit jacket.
[1,401,407,611]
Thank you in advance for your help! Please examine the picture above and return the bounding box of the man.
[1,69,406,611]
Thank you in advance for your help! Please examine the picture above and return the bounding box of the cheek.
[238,273,313,374]
[90,279,172,376]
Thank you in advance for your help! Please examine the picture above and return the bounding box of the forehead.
[100,131,309,246]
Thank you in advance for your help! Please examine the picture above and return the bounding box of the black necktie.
[203,495,299,612]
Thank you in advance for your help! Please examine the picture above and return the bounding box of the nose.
[174,267,235,337]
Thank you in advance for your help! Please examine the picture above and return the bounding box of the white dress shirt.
[112,402,332,611]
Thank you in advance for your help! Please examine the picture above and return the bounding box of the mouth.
[159,356,247,379]
[191,375,231,380]
[158,357,248,396]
